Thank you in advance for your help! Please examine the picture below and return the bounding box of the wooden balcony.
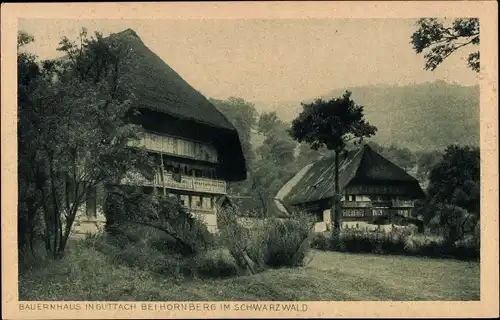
[342,201,372,208]
[121,171,227,194]
[392,200,414,208]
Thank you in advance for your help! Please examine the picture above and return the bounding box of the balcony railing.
[392,200,414,208]
[342,201,372,208]
[121,171,227,194]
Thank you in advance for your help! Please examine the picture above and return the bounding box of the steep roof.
[278,144,425,207]
[102,29,246,181]
[109,29,236,131]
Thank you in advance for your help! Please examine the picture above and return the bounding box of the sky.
[19,18,479,104]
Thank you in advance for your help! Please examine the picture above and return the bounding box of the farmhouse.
[274,144,425,231]
[73,29,246,236]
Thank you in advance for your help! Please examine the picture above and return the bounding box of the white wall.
[71,203,106,239]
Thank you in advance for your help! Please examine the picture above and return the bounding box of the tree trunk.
[256,188,267,218]
[331,150,341,233]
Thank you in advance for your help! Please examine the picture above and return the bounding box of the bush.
[217,207,274,274]
[82,232,193,279]
[311,232,330,250]
[104,187,214,255]
[313,228,478,261]
[217,208,314,272]
[191,249,239,278]
[260,216,313,268]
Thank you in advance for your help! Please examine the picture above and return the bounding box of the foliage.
[289,91,377,230]
[289,91,377,151]
[415,149,443,183]
[217,207,315,272]
[85,231,239,279]
[250,119,298,215]
[216,206,266,274]
[436,204,478,245]
[411,18,480,72]
[257,111,281,135]
[427,145,480,214]
[260,215,314,268]
[315,228,479,261]
[311,232,331,250]
[211,99,302,216]
[104,187,213,255]
[18,28,150,260]
[190,249,239,278]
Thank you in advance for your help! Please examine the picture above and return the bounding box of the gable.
[278,144,425,207]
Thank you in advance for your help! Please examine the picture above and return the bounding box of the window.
[351,195,357,202]
[372,208,386,216]
[180,195,189,208]
[85,187,97,219]
[342,209,364,217]
[202,197,212,209]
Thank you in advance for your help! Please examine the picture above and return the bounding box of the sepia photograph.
[2,2,498,319]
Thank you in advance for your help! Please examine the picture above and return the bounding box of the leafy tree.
[427,145,480,215]
[257,111,290,136]
[416,150,443,183]
[438,204,478,245]
[257,111,279,135]
[411,18,480,72]
[18,29,149,259]
[289,91,377,231]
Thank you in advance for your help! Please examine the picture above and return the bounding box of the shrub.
[217,208,315,272]
[437,205,471,244]
[314,228,479,261]
[376,231,408,254]
[311,232,330,250]
[82,232,192,279]
[191,249,239,278]
[104,187,213,255]
[216,207,265,274]
[338,230,376,253]
[260,216,313,268]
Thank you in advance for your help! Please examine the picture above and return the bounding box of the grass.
[19,244,479,301]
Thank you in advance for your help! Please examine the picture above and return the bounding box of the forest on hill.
[256,81,479,152]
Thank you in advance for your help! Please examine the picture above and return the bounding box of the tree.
[18,29,149,259]
[250,129,298,216]
[411,18,480,72]
[289,91,377,231]
[257,111,283,135]
[416,150,443,183]
[427,145,480,215]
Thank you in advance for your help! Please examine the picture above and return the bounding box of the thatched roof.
[276,144,425,208]
[110,29,236,130]
[105,29,246,181]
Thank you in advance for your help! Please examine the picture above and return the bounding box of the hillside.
[254,81,479,151]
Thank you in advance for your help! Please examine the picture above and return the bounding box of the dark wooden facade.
[276,144,425,224]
